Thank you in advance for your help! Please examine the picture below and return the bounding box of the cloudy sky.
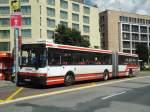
[85,0,150,15]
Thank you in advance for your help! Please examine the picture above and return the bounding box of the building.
[100,10,150,54]
[71,0,84,4]
[0,0,100,52]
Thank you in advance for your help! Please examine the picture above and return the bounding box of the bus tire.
[64,73,75,86]
[128,69,133,77]
[103,71,109,81]
[16,82,22,87]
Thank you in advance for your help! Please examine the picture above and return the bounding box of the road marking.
[6,87,24,101]
[0,75,150,105]
[0,100,4,103]
[101,91,127,100]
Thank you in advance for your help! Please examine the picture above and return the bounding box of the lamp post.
[10,0,21,85]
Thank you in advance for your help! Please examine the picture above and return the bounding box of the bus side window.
[48,49,61,65]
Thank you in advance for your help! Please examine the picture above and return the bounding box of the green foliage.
[53,25,90,47]
[136,43,149,63]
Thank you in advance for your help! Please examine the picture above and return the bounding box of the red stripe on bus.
[46,77,64,85]
[75,73,103,81]
[118,71,127,77]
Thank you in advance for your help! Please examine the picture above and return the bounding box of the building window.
[122,33,130,40]
[60,10,68,20]
[60,21,68,27]
[122,24,130,31]
[123,50,130,53]
[83,16,89,24]
[21,6,31,14]
[131,18,136,23]
[47,30,54,39]
[132,25,139,32]
[60,0,68,9]
[47,19,55,28]
[140,19,146,24]
[100,16,105,22]
[0,42,10,51]
[0,0,9,4]
[83,25,90,33]
[120,16,128,22]
[0,18,10,26]
[47,8,55,17]
[72,23,79,30]
[21,0,29,3]
[132,42,138,49]
[83,6,90,15]
[72,3,79,12]
[22,17,31,25]
[132,33,139,41]
[0,7,10,15]
[141,34,147,41]
[72,13,79,22]
[0,30,10,38]
[21,29,32,38]
[140,26,147,33]
[83,35,90,41]
[123,41,130,48]
[47,0,55,6]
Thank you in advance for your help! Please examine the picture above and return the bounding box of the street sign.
[10,12,22,29]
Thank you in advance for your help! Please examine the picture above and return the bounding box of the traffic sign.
[10,12,22,29]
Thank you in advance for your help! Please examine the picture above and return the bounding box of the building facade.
[0,0,100,52]
[71,0,84,4]
[100,10,150,54]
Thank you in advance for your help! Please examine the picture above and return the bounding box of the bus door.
[47,49,64,77]
[112,52,118,77]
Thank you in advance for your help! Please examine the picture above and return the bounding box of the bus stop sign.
[10,13,22,29]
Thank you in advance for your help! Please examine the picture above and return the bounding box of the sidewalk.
[0,80,15,88]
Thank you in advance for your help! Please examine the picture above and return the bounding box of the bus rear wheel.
[64,74,74,86]
[128,69,133,77]
[103,71,109,81]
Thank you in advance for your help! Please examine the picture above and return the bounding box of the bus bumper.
[17,73,47,86]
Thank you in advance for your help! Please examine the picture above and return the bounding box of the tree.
[53,25,90,47]
[135,43,149,63]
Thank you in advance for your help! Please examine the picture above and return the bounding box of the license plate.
[24,79,31,81]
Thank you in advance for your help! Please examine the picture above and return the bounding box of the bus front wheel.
[64,73,75,86]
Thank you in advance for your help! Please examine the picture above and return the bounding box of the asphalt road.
[0,72,150,112]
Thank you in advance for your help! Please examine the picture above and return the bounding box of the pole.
[14,28,19,85]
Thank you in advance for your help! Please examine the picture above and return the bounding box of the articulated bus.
[18,41,139,86]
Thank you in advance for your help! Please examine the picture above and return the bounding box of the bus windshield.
[21,44,46,68]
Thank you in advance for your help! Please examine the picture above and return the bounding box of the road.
[0,72,150,112]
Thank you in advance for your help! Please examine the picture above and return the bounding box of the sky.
[85,0,150,15]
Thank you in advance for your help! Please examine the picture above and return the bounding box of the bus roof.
[25,40,113,54]
[118,52,138,57]
[46,43,113,54]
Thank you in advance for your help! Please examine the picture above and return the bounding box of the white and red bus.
[18,40,139,86]
[113,52,139,78]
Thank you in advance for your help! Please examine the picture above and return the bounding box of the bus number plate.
[24,79,31,81]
